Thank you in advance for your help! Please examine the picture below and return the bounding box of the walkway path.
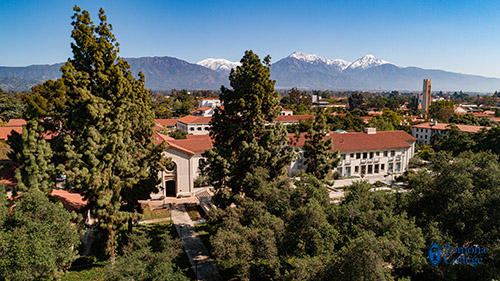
[169,203,223,281]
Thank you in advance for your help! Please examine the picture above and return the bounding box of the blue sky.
[1,0,500,78]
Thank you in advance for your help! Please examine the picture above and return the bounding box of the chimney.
[364,127,376,134]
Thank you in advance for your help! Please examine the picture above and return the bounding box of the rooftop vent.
[364,127,376,134]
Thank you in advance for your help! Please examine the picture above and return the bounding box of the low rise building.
[289,128,415,178]
[411,122,489,145]
[176,115,212,135]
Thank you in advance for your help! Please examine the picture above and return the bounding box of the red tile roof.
[330,113,347,117]
[50,189,87,212]
[290,130,415,152]
[412,122,490,133]
[275,115,313,122]
[167,135,214,154]
[0,126,22,140]
[177,115,212,124]
[472,113,494,118]
[153,132,174,144]
[200,97,220,100]
[155,119,177,127]
[7,119,26,127]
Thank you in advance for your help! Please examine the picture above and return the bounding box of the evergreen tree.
[60,6,162,261]
[105,231,189,281]
[7,120,54,194]
[0,189,80,280]
[0,88,26,121]
[303,110,339,179]
[202,50,292,206]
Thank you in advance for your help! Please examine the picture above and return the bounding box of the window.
[355,166,359,173]
[197,127,202,131]
[374,164,379,173]
[350,153,354,158]
[341,154,346,160]
[189,127,194,131]
[337,167,342,176]
[384,151,388,157]
[376,151,380,156]
[396,162,401,172]
[368,165,373,174]
[356,153,361,159]
[370,152,374,158]
[381,164,385,170]
[204,127,209,130]
[198,159,206,169]
[388,163,393,172]
[363,152,368,159]
[361,166,366,174]
[416,134,419,138]
[391,150,395,157]
[345,167,351,177]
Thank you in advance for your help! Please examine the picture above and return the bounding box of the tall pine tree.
[60,6,161,261]
[202,51,292,206]
[7,120,54,194]
[303,110,339,180]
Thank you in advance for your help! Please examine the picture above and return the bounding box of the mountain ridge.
[1,53,500,92]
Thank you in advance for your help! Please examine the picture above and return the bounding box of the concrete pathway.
[332,174,397,188]
[169,203,223,281]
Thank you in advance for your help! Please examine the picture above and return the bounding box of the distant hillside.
[2,53,500,92]
[126,56,228,90]
[0,77,42,92]
[270,53,500,92]
[0,57,229,92]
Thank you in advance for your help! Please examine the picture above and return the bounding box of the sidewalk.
[169,203,222,281]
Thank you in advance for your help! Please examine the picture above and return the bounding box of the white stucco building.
[289,128,416,177]
[151,134,213,198]
[153,127,417,197]
[411,122,489,145]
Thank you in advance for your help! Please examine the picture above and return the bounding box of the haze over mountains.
[2,52,500,92]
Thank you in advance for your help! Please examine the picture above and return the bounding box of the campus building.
[288,128,416,178]
[411,122,489,145]
[154,128,416,197]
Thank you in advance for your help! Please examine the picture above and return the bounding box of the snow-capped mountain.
[196,58,240,75]
[289,52,350,70]
[346,54,392,70]
[4,53,500,92]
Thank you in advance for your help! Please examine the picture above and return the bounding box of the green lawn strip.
[141,206,171,221]
[184,203,203,221]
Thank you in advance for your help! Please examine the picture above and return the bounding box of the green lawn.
[141,206,171,221]
[184,203,203,221]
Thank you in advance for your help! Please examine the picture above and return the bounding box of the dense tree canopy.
[57,6,164,261]
[202,50,292,206]
[0,188,80,280]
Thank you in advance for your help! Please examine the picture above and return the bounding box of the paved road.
[169,203,223,281]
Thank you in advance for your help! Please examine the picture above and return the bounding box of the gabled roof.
[290,130,415,152]
[0,127,22,140]
[412,122,490,133]
[7,119,26,127]
[177,115,212,124]
[155,119,178,127]
[153,132,174,144]
[50,189,87,212]
[167,135,214,155]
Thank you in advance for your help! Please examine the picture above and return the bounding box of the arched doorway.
[164,162,177,197]
[165,180,176,197]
